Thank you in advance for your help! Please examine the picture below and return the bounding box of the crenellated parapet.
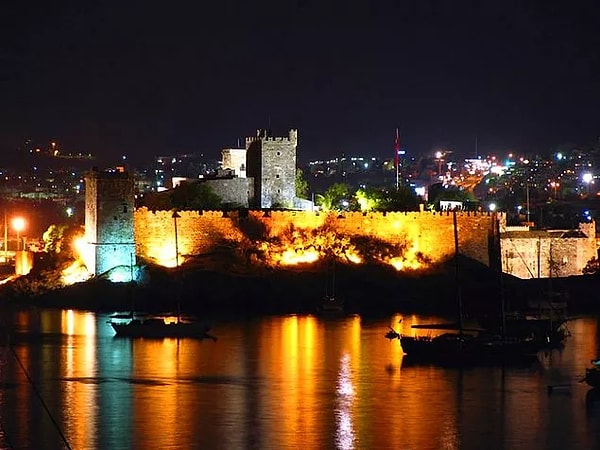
[134,208,504,268]
[245,129,298,146]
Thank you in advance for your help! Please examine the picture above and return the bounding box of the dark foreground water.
[0,309,599,450]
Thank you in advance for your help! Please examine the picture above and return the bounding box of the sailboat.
[110,316,216,339]
[480,228,571,349]
[396,210,541,365]
[110,211,216,340]
[316,258,345,315]
[109,278,216,339]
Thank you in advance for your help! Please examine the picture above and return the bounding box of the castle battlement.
[245,129,298,145]
[134,208,507,269]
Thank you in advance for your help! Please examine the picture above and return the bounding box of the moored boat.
[581,360,600,388]
[110,318,217,340]
[399,332,541,365]
[390,211,541,366]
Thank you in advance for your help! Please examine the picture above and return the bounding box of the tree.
[355,187,383,212]
[380,186,421,211]
[42,224,68,254]
[316,183,351,211]
[295,168,310,199]
[429,184,475,209]
[138,191,173,211]
[171,182,222,210]
[42,224,84,264]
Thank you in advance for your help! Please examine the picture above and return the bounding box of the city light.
[583,172,593,196]
[12,217,25,233]
[12,217,26,251]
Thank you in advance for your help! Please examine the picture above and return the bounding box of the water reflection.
[0,310,599,449]
[336,353,355,450]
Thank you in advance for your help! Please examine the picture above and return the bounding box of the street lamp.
[172,210,181,268]
[435,151,444,179]
[12,217,25,251]
[550,181,560,199]
[583,173,593,196]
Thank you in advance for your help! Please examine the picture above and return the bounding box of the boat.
[109,215,216,340]
[110,317,217,340]
[395,211,542,365]
[399,330,541,365]
[581,360,600,388]
[493,227,572,349]
[317,294,345,315]
[316,258,345,316]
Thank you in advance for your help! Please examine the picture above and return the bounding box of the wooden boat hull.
[583,368,600,388]
[400,333,541,365]
[316,296,345,316]
[110,319,216,339]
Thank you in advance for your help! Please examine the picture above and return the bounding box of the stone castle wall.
[134,208,499,267]
[85,169,136,275]
[246,129,297,208]
[204,178,254,208]
[501,221,597,278]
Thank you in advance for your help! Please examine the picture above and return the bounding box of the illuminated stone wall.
[85,169,136,276]
[246,129,297,208]
[500,221,597,278]
[134,208,500,267]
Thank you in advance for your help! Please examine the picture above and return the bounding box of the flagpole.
[394,128,400,190]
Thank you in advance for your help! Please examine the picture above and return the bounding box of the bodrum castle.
[80,129,597,285]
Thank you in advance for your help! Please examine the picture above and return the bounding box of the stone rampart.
[134,208,499,267]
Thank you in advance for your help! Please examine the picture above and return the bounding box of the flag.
[394,128,400,170]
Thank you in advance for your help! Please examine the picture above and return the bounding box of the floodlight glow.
[12,217,25,232]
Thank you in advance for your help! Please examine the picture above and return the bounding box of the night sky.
[1,1,599,166]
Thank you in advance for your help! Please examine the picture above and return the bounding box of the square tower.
[245,129,297,208]
[84,167,136,278]
[221,148,247,178]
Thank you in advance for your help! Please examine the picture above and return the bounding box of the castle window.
[275,174,280,178]
[276,151,281,156]
[277,189,281,193]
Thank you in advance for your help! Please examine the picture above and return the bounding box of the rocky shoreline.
[2,254,597,320]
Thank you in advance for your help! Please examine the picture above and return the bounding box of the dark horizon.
[2,1,599,167]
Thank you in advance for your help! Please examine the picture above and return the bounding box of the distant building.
[84,167,136,279]
[221,148,247,178]
[500,222,597,279]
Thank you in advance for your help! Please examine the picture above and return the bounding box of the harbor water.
[0,309,599,450]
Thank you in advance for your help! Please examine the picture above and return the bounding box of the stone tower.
[221,148,247,178]
[84,167,136,278]
[245,129,297,208]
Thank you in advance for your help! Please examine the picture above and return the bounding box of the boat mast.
[173,210,181,324]
[331,258,335,300]
[495,212,506,336]
[453,210,464,334]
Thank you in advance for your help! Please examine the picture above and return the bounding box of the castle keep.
[246,129,297,208]
[84,167,136,277]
